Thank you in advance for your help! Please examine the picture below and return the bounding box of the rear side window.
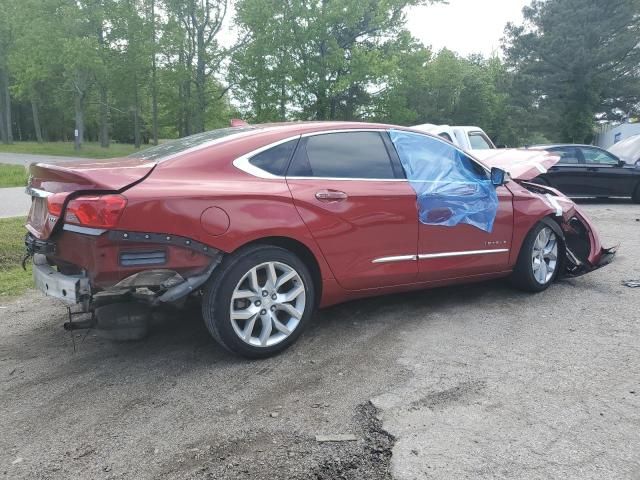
[288,132,395,179]
[249,139,298,176]
[439,132,453,142]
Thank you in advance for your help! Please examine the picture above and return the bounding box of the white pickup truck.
[412,124,497,154]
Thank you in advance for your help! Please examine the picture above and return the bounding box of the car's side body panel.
[24,122,613,313]
[416,185,514,281]
[286,178,419,290]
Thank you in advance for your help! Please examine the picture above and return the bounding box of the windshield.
[128,126,256,161]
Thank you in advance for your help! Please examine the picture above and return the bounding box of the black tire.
[202,244,315,358]
[632,183,640,204]
[511,220,564,293]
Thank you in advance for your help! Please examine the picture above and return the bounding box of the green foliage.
[232,0,439,122]
[0,142,146,158]
[0,217,32,298]
[504,0,640,143]
[0,0,638,150]
[0,164,28,187]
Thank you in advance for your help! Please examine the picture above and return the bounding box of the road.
[1,202,639,479]
[0,187,31,218]
[0,152,84,166]
[0,153,82,218]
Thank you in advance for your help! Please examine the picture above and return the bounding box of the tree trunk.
[74,92,85,151]
[150,0,159,145]
[31,96,43,143]
[99,84,109,147]
[0,102,6,144]
[1,69,13,144]
[133,79,141,149]
[194,27,207,133]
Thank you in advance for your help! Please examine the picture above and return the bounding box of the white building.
[596,122,640,149]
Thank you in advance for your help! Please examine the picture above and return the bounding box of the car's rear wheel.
[511,221,562,292]
[202,245,315,358]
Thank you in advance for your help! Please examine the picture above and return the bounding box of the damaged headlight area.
[561,216,616,278]
[518,180,616,278]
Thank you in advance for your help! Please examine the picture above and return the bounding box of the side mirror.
[495,144,508,149]
[618,159,626,167]
[491,167,507,186]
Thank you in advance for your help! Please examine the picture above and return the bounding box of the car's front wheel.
[511,221,563,292]
[202,245,315,358]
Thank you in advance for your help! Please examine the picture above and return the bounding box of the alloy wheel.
[531,226,558,285]
[229,261,306,347]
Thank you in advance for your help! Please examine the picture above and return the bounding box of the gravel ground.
[1,201,639,479]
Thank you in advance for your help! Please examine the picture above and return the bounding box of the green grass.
[0,164,29,188]
[0,141,149,159]
[0,217,32,298]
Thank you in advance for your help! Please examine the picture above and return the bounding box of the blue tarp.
[389,130,499,233]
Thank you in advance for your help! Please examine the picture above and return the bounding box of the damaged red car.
[24,122,615,357]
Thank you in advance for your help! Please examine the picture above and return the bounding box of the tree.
[0,0,15,143]
[232,0,440,122]
[504,0,640,143]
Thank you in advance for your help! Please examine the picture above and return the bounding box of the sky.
[406,0,531,57]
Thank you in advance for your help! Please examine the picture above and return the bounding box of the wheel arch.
[235,236,323,307]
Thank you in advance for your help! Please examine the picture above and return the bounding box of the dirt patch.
[155,402,394,480]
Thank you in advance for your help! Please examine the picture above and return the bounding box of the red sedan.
[24,122,614,357]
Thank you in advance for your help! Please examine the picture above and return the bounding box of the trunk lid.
[26,157,156,239]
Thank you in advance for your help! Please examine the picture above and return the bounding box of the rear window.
[128,127,256,162]
[249,139,299,176]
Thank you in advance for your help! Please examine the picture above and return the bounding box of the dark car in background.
[528,144,640,203]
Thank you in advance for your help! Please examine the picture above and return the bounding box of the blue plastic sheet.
[389,130,499,233]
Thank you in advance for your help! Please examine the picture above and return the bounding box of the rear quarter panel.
[117,153,335,282]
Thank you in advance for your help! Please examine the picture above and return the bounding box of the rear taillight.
[64,194,127,229]
[46,193,67,216]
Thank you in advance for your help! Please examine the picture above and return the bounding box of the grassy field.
[0,217,32,298]
[0,141,149,159]
[0,164,29,188]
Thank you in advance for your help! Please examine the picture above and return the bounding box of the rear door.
[286,130,418,290]
[543,147,587,195]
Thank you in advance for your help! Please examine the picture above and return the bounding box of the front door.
[286,130,419,290]
[387,130,514,283]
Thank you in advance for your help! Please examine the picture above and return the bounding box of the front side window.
[553,147,581,165]
[287,132,395,179]
[581,147,619,165]
[468,132,494,150]
[389,130,498,232]
[249,139,298,176]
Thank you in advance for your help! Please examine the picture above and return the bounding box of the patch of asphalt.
[372,202,640,480]
[0,187,31,218]
[0,291,412,479]
[0,203,639,479]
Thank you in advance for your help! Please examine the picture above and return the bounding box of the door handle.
[586,167,598,172]
[315,190,348,202]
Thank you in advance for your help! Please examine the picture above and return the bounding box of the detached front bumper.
[32,254,91,305]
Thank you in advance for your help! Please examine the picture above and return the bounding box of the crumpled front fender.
[512,181,616,277]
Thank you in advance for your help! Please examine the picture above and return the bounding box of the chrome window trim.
[26,187,52,198]
[232,127,491,180]
[417,248,509,260]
